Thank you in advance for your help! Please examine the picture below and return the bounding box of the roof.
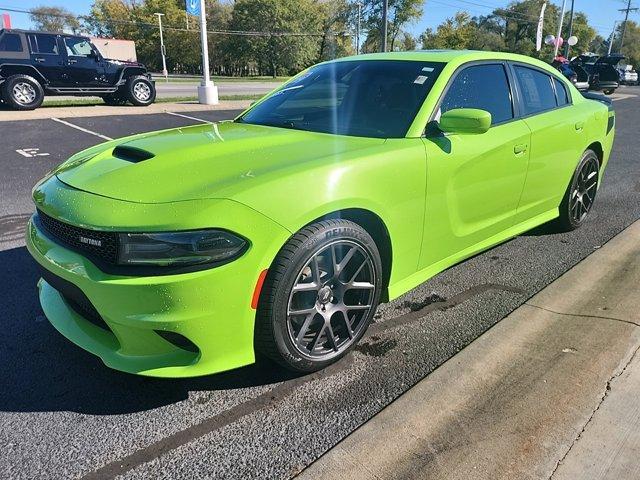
[1,28,88,38]
[332,50,555,71]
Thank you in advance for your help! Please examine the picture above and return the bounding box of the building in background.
[91,37,137,62]
[0,13,11,29]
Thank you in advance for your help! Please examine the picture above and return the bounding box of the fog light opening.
[155,330,199,353]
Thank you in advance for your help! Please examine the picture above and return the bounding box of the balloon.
[568,36,578,46]
[545,35,556,46]
[556,36,564,47]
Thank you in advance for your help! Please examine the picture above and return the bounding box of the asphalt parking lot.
[1,87,639,479]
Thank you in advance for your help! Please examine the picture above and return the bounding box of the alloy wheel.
[570,156,599,223]
[12,82,36,105]
[133,82,151,101]
[286,240,376,359]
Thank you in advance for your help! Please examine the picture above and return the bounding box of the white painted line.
[611,94,637,102]
[16,148,50,158]
[51,117,113,140]
[165,111,211,123]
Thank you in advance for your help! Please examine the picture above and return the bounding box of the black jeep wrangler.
[0,29,156,110]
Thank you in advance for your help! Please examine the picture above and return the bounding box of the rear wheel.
[554,149,600,232]
[1,75,44,110]
[255,219,383,372]
[125,75,156,106]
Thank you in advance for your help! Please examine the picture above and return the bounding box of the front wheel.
[255,219,383,373]
[554,149,600,232]
[125,75,156,106]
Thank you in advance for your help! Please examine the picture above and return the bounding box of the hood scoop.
[113,145,155,163]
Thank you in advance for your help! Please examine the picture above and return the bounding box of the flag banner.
[536,2,547,51]
[186,0,201,17]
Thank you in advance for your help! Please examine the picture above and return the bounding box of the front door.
[419,62,531,269]
[61,36,106,87]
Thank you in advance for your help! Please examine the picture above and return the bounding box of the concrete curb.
[0,100,252,122]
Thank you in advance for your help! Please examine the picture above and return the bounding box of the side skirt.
[387,208,559,300]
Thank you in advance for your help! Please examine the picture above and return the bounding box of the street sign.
[186,0,201,17]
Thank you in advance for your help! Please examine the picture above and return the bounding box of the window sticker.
[422,66,435,73]
[414,75,428,85]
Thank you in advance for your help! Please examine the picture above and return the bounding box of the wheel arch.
[311,208,393,302]
[586,141,604,168]
[0,64,47,84]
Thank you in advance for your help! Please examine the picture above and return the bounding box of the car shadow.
[0,246,301,415]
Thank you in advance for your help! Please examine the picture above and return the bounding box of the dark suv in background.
[0,29,156,110]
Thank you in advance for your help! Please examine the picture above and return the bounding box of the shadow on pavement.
[0,246,299,415]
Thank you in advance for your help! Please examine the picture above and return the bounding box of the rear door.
[420,62,531,269]
[27,33,66,86]
[509,64,586,222]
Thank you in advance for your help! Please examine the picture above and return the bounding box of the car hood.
[56,121,385,204]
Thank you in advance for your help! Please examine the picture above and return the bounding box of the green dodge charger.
[27,51,616,377]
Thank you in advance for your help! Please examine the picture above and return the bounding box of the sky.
[0,0,636,41]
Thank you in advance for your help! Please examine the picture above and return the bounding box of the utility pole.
[608,21,619,55]
[197,0,218,104]
[619,0,639,51]
[563,0,575,57]
[154,13,168,82]
[553,0,567,59]
[381,0,388,52]
[356,2,362,54]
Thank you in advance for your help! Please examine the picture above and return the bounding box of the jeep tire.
[1,75,44,110]
[125,75,156,106]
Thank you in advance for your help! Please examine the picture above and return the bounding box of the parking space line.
[165,111,212,123]
[51,118,113,141]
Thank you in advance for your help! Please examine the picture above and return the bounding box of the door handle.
[34,57,45,63]
[67,59,78,64]
[575,121,585,131]
[514,144,528,155]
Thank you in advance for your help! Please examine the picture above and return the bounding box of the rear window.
[28,34,59,55]
[0,33,22,52]
[513,66,557,115]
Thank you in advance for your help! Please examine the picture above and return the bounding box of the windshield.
[238,60,445,138]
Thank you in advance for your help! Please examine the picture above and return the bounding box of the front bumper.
[26,177,291,377]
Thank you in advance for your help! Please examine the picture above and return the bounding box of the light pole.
[356,2,362,54]
[553,0,567,59]
[197,0,218,104]
[563,0,575,57]
[154,13,168,81]
[381,0,388,52]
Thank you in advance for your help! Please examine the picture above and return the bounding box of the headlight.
[118,230,248,267]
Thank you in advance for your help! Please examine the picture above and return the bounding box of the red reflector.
[251,269,268,310]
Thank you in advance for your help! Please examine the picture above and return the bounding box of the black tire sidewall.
[560,149,600,231]
[260,220,383,372]
[126,76,155,106]
[3,75,44,110]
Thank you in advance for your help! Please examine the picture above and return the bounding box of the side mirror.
[439,108,492,135]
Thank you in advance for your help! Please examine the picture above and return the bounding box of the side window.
[553,78,570,106]
[513,66,556,115]
[0,33,23,52]
[64,37,93,57]
[440,64,514,125]
[30,34,59,55]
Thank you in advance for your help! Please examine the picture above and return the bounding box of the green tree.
[224,0,323,77]
[618,21,640,67]
[420,12,477,50]
[30,6,81,33]
[360,0,424,52]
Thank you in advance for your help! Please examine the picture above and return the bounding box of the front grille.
[37,210,119,264]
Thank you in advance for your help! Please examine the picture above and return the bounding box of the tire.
[1,74,44,110]
[603,89,615,95]
[554,149,600,232]
[125,75,156,106]
[102,93,128,106]
[255,219,383,373]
